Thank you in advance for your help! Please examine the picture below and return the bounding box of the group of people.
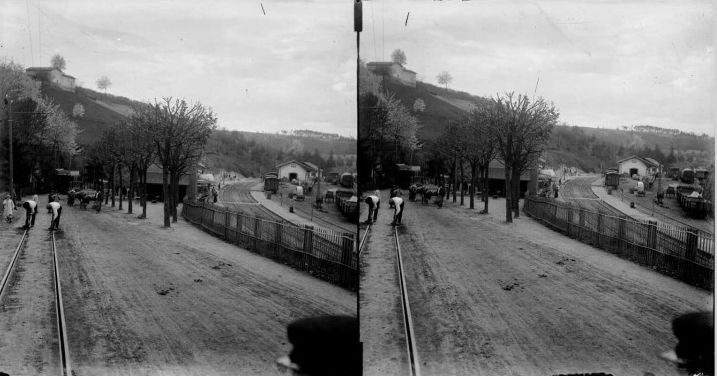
[363,186,405,226]
[1,193,62,231]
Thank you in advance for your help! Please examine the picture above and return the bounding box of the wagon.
[335,190,358,219]
[675,186,712,219]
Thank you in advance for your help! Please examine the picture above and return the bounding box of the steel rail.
[358,223,371,255]
[0,229,28,300]
[51,232,72,376]
[394,227,421,376]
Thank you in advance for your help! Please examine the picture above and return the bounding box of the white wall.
[278,163,309,182]
[619,159,647,176]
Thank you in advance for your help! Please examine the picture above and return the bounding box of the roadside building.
[276,160,319,183]
[144,164,191,201]
[366,62,417,87]
[25,67,76,92]
[617,155,661,177]
[483,159,535,196]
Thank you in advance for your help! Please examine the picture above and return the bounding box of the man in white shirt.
[22,199,38,229]
[389,196,404,225]
[47,201,62,231]
[364,193,380,224]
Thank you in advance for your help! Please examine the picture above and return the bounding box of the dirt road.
[362,196,711,375]
[1,200,354,375]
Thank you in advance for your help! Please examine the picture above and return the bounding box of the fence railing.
[523,197,714,290]
[182,201,357,290]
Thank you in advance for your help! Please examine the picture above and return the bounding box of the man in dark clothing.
[95,191,104,212]
[22,199,38,228]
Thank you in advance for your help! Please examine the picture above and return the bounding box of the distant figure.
[436,186,444,208]
[364,193,380,223]
[32,194,39,206]
[95,190,104,212]
[212,186,218,203]
[3,194,15,224]
[554,185,559,199]
[47,201,62,231]
[22,199,38,228]
[389,196,404,225]
[390,185,401,199]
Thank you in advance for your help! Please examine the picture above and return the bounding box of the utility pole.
[355,0,362,192]
[3,96,15,199]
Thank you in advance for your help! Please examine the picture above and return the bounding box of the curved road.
[561,176,623,216]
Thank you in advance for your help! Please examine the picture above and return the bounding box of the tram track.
[393,226,421,376]
[0,229,72,376]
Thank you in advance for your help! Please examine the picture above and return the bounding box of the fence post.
[647,221,657,250]
[341,232,354,266]
[567,206,574,237]
[254,218,262,250]
[237,213,243,235]
[685,227,698,261]
[224,210,230,239]
[617,215,627,252]
[303,225,314,255]
[596,213,604,247]
[274,221,283,250]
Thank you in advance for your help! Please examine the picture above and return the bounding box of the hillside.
[42,85,135,144]
[380,78,713,172]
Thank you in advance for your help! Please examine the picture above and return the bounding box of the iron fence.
[182,201,357,290]
[524,197,714,290]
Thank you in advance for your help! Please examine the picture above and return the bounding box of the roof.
[366,62,396,67]
[617,155,660,167]
[26,67,75,79]
[275,160,317,171]
[304,162,319,171]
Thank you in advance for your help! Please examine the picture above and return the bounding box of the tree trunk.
[469,163,476,209]
[162,164,171,228]
[504,163,512,223]
[118,163,124,210]
[459,159,464,206]
[128,166,136,214]
[483,167,490,213]
[140,168,148,219]
[110,162,115,207]
[452,157,457,203]
[512,167,521,218]
[170,173,180,223]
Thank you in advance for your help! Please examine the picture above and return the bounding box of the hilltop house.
[366,62,417,87]
[276,160,319,183]
[25,67,76,92]
[617,155,662,177]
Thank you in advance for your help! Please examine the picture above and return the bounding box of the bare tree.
[129,104,156,219]
[148,98,217,227]
[391,49,407,65]
[96,76,112,96]
[435,122,463,203]
[437,71,452,89]
[489,92,558,222]
[51,54,66,71]
[465,107,498,213]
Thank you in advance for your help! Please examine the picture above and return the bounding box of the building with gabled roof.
[25,67,76,92]
[617,155,661,177]
[366,61,417,87]
[276,160,320,183]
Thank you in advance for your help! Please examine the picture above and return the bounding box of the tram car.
[334,190,358,219]
[675,185,711,219]
[339,173,355,189]
[604,168,620,189]
[325,171,340,185]
[680,168,695,184]
[694,168,709,185]
[264,173,279,194]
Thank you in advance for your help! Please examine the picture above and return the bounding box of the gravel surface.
[0,199,355,375]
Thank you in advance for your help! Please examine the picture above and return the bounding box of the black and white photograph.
[358,1,714,375]
[1,1,358,375]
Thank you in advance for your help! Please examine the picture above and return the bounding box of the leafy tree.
[72,103,85,118]
[96,76,112,96]
[437,71,452,89]
[51,54,66,71]
[412,98,425,113]
[391,49,407,65]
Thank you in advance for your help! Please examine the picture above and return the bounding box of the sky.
[1,0,357,137]
[360,0,715,136]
